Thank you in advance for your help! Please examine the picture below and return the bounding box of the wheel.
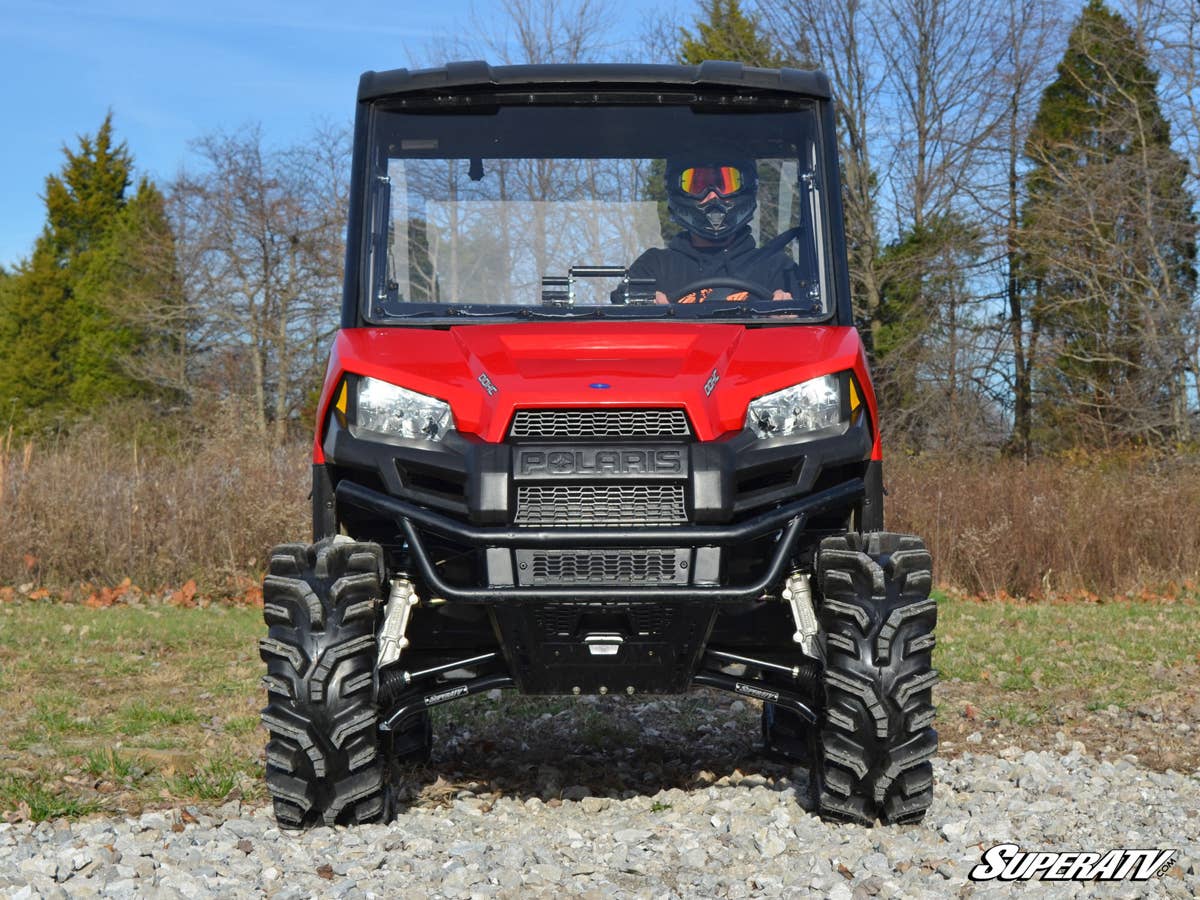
[259,537,389,827]
[667,276,774,303]
[814,532,937,825]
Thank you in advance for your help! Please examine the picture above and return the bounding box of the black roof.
[358,61,831,102]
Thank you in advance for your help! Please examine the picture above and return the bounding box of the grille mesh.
[534,603,676,637]
[523,549,683,585]
[515,484,687,527]
[509,408,690,439]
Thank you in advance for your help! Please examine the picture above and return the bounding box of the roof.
[357,61,831,103]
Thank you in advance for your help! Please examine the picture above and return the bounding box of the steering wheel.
[667,276,776,304]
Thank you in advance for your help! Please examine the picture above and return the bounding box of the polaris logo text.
[968,844,1176,882]
[517,448,683,477]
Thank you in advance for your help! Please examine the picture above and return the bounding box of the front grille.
[515,549,688,585]
[515,484,687,527]
[509,408,691,439]
[534,602,676,638]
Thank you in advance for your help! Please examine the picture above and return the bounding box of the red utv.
[259,61,937,828]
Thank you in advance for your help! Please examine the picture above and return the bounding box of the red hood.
[315,322,877,450]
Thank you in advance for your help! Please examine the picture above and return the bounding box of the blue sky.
[0,0,663,269]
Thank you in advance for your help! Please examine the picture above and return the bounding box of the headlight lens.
[354,377,454,442]
[745,375,844,439]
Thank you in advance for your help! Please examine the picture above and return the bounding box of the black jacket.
[614,227,806,303]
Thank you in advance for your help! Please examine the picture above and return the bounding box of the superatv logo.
[733,682,780,703]
[969,844,1176,882]
[517,448,683,477]
[423,686,470,707]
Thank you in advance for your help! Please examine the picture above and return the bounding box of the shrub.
[887,452,1200,597]
[0,403,308,592]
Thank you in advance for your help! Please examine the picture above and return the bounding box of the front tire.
[259,538,388,827]
[814,532,938,825]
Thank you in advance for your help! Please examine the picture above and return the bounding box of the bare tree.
[169,125,350,443]
[1116,0,1200,431]
[977,0,1066,456]
[759,0,888,335]
[408,0,618,66]
[763,0,1016,450]
[1019,0,1196,448]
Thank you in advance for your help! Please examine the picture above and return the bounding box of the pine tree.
[0,114,180,430]
[875,214,990,449]
[1020,0,1197,447]
[677,0,798,69]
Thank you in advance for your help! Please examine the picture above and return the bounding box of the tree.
[759,0,891,362]
[987,0,1065,458]
[0,114,179,431]
[1020,0,1197,448]
[874,214,1006,449]
[430,0,616,66]
[678,0,801,68]
[760,0,1017,450]
[169,125,350,444]
[1118,0,1200,429]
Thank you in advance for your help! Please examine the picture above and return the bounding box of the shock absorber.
[377,576,418,669]
[782,571,823,662]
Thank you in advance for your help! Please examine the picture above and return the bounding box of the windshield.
[364,94,832,323]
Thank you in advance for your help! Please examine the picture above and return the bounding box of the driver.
[617,157,806,304]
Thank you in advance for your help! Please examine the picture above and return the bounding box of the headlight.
[354,377,454,442]
[745,375,844,439]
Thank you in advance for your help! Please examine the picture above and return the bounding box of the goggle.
[678,165,745,198]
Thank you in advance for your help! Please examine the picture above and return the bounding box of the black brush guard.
[335,477,863,603]
[342,477,854,705]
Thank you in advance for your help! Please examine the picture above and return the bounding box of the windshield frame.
[344,86,850,329]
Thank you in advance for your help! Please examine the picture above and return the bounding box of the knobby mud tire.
[259,538,388,828]
[815,532,937,825]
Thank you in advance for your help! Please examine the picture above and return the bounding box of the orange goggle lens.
[679,166,744,197]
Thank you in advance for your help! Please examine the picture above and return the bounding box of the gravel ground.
[2,695,1197,899]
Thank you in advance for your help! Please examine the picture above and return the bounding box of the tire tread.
[259,538,389,828]
[815,531,938,825]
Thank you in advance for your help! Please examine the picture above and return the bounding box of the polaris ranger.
[259,61,937,828]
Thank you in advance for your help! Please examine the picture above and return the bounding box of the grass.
[933,591,1197,707]
[116,702,200,735]
[0,775,104,821]
[165,757,257,801]
[84,748,145,781]
[0,592,1195,820]
[0,602,266,820]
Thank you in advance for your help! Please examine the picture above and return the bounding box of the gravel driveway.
[2,694,1197,898]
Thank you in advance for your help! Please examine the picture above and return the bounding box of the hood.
[319,321,869,444]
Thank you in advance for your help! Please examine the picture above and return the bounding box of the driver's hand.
[655,291,669,305]
[772,290,793,301]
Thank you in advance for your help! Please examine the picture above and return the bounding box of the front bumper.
[323,414,872,695]
[322,411,873,605]
[336,477,864,602]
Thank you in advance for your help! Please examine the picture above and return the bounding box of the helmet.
[665,158,758,242]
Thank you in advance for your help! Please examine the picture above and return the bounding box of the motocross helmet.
[666,157,758,242]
